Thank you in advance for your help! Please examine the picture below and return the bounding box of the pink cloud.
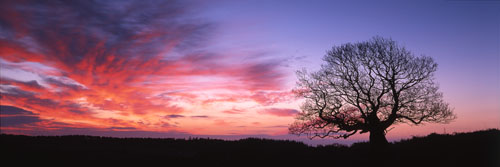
[0,0,293,136]
[258,108,299,117]
[250,90,295,105]
[222,108,245,114]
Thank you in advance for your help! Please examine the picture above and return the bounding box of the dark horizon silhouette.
[1,129,499,166]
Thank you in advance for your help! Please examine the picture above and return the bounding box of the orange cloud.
[0,0,296,136]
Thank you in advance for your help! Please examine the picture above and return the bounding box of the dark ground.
[1,129,499,166]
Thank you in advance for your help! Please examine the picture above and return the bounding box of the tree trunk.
[369,129,388,149]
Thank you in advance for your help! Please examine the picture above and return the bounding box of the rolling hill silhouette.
[1,129,499,166]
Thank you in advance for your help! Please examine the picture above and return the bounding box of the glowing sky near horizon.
[0,0,499,145]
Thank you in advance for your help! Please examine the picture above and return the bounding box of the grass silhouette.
[1,129,498,166]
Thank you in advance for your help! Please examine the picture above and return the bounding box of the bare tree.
[289,37,455,147]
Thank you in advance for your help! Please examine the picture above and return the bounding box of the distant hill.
[1,129,499,166]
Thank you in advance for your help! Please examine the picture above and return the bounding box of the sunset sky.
[1,0,499,145]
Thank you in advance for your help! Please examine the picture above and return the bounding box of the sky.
[0,0,499,146]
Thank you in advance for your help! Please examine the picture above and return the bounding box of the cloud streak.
[0,0,295,136]
[0,105,42,127]
[258,108,299,117]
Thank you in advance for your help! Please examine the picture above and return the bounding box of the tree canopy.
[289,37,455,145]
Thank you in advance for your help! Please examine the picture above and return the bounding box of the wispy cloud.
[0,0,295,135]
[258,108,299,117]
[163,114,186,119]
[0,105,42,127]
[191,115,210,119]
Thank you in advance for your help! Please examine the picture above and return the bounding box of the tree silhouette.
[289,37,455,147]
